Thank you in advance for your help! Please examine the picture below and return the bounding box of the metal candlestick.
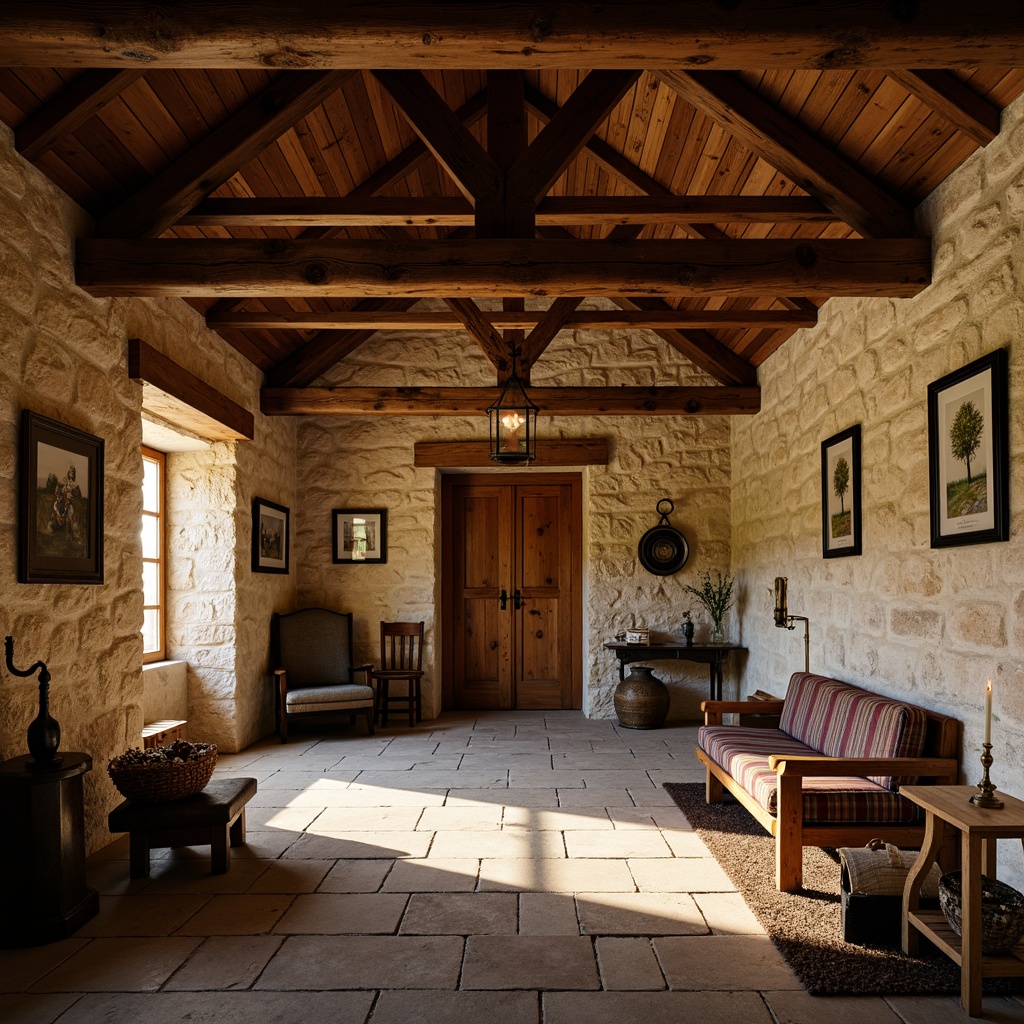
[970,743,1004,809]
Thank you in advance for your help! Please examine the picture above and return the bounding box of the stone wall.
[297,305,735,720]
[0,125,295,852]
[731,95,1024,886]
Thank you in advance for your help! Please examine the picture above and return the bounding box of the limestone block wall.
[731,95,1024,886]
[297,305,735,720]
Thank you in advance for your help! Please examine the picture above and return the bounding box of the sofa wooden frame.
[696,697,960,892]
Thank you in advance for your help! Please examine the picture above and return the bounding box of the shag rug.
[664,782,1024,996]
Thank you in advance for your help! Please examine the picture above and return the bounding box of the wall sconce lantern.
[488,349,538,464]
[773,576,810,673]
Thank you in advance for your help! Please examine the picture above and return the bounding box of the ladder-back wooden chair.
[371,621,425,727]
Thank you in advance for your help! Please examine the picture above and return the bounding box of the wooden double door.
[442,474,582,710]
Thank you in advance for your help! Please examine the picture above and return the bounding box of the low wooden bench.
[108,776,257,879]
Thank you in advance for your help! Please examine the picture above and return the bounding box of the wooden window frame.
[141,445,166,663]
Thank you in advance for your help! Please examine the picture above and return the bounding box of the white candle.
[984,679,992,745]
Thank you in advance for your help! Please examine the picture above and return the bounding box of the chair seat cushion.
[286,684,375,710]
[698,725,924,824]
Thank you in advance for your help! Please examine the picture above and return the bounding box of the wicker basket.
[108,743,218,802]
[938,871,1024,954]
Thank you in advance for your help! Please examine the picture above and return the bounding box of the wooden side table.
[603,641,745,700]
[901,784,1024,1017]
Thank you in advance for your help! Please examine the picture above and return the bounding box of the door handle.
[499,588,508,610]
[513,589,523,610]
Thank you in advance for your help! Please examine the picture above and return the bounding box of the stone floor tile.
[503,807,612,830]
[383,858,480,892]
[311,806,423,831]
[246,805,323,831]
[764,991,904,1023]
[400,893,518,935]
[628,786,687,806]
[654,935,802,991]
[518,892,580,934]
[693,893,765,935]
[28,937,202,992]
[604,808,661,830]
[557,788,634,808]
[508,769,584,789]
[273,892,408,933]
[281,831,432,859]
[553,753,639,769]
[355,770,508,789]
[85,858,154,897]
[162,935,284,990]
[247,787,312,807]
[174,894,292,935]
[628,857,735,892]
[564,830,672,858]
[447,788,558,808]
[223,831,300,859]
[543,990,776,1024]
[417,805,504,830]
[0,939,90,993]
[250,769,361,788]
[371,990,539,1024]
[457,753,553,769]
[479,858,635,892]
[429,830,565,859]
[659,829,712,857]
[579,771,657,789]
[244,859,333,894]
[254,934,463,989]
[577,892,707,935]
[596,936,667,989]
[886,995,1024,1023]
[317,859,394,892]
[140,857,271,895]
[77,894,210,936]
[53,990,375,1024]
[297,786,448,807]
[462,935,600,990]
[0,992,80,1024]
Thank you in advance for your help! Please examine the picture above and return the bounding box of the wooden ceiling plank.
[444,298,510,373]
[7,6,1024,69]
[260,384,761,417]
[886,69,1001,147]
[78,237,931,299]
[16,68,145,161]
[97,70,356,237]
[372,69,502,202]
[654,69,915,238]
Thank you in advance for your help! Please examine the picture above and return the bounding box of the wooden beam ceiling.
[4,5,1024,69]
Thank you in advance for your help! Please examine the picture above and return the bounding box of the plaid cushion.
[698,725,923,824]
[778,673,928,791]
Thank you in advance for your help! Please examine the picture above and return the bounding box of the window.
[141,446,166,662]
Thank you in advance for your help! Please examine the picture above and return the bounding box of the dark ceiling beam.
[260,385,762,417]
[654,69,914,238]
[886,69,1001,147]
[444,298,510,373]
[15,68,145,162]
[518,297,586,373]
[5,5,1024,69]
[76,236,932,299]
[97,70,355,238]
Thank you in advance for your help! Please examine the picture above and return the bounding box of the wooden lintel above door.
[414,439,609,468]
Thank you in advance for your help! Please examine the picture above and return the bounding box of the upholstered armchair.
[271,609,375,742]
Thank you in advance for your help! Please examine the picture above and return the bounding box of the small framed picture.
[19,410,104,584]
[928,349,1009,548]
[252,497,289,573]
[333,509,387,564]
[820,424,861,558]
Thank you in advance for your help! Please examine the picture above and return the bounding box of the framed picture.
[333,508,387,564]
[19,410,104,584]
[928,349,1009,548]
[252,497,290,573]
[821,424,862,558]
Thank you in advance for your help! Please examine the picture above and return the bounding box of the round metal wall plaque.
[638,498,689,576]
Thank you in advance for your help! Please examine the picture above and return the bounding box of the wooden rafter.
[260,385,762,417]
[886,70,1001,147]
[76,237,932,299]
[5,5,1024,69]
[444,298,509,373]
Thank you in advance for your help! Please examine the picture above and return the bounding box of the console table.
[901,784,1024,1018]
[603,642,745,700]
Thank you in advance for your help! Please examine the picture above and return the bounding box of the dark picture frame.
[252,497,290,573]
[19,410,104,584]
[332,508,387,564]
[928,349,1009,548]
[821,424,862,558]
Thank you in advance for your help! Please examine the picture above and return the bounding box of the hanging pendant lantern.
[488,350,538,463]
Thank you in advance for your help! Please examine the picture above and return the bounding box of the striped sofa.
[696,672,960,892]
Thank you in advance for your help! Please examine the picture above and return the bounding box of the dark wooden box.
[841,885,938,947]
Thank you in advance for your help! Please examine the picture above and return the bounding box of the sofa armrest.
[701,699,785,725]
[768,754,958,782]
[352,663,374,683]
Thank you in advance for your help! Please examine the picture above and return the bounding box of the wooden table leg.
[129,832,151,880]
[211,825,229,874]
[903,809,943,956]
[229,808,246,848]
[961,830,984,1018]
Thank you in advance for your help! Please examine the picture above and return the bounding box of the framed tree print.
[821,424,862,558]
[928,349,1009,548]
[19,410,104,584]
[252,497,290,573]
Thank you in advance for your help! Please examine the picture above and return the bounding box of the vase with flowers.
[684,569,735,644]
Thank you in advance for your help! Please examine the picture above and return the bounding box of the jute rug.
[664,782,1024,996]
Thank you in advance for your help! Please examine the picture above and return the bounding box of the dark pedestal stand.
[0,752,99,947]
